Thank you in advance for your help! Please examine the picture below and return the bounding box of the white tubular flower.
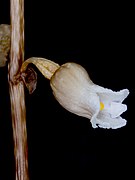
[50,62,129,129]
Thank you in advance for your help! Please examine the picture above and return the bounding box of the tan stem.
[8,0,29,180]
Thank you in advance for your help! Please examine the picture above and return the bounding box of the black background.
[0,0,134,179]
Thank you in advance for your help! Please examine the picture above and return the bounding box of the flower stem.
[8,0,29,179]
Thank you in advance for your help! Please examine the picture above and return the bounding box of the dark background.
[0,0,134,179]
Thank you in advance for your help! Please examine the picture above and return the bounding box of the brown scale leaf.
[20,67,37,94]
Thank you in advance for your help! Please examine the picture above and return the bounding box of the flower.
[50,62,129,129]
[21,58,129,129]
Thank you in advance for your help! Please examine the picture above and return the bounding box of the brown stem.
[8,0,29,180]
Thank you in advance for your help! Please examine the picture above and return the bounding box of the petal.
[109,102,127,118]
[91,111,127,129]
[91,85,129,103]
[103,101,127,118]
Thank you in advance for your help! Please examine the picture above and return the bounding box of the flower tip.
[121,89,130,99]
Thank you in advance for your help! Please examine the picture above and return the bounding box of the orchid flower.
[21,58,129,129]
[50,63,129,129]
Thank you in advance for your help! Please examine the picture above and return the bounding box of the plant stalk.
[8,0,29,179]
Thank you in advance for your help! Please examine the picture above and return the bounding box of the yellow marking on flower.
[100,102,104,110]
